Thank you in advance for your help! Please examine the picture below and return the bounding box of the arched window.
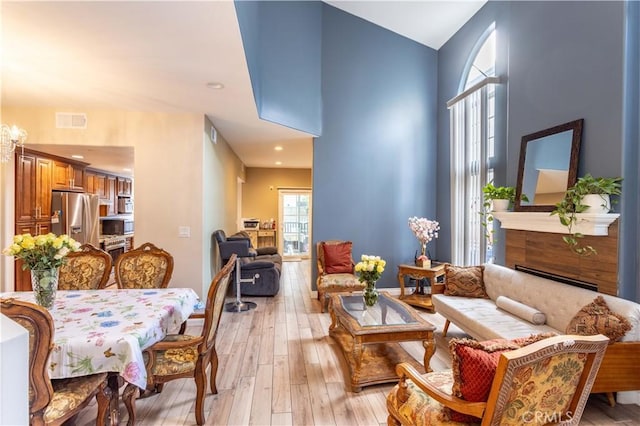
[448,25,498,265]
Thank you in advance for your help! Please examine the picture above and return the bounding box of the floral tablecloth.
[0,288,200,389]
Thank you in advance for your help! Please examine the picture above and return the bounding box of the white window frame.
[448,25,499,266]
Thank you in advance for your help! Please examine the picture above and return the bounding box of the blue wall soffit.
[235,1,322,136]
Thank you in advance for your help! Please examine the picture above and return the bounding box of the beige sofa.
[432,263,640,405]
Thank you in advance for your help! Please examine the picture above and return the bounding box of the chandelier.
[0,124,28,163]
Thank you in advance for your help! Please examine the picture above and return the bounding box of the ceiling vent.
[56,113,87,129]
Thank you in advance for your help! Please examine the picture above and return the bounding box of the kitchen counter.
[99,214,134,220]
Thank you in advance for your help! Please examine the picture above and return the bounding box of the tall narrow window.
[448,26,497,266]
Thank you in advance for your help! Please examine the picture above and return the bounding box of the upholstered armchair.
[316,240,365,313]
[386,334,609,426]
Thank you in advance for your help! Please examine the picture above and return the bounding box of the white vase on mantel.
[491,199,510,212]
[582,194,611,214]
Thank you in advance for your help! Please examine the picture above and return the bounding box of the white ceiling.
[1,1,484,174]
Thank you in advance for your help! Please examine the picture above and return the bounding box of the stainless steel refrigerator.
[51,191,100,246]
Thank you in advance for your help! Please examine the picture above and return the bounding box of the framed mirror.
[514,119,583,212]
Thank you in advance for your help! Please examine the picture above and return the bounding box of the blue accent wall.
[235,1,322,136]
[315,4,438,288]
[437,1,627,272]
[620,0,640,300]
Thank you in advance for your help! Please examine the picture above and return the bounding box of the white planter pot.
[491,199,510,212]
[582,194,611,214]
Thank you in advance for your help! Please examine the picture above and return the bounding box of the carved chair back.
[201,254,235,354]
[115,242,174,289]
[58,243,112,290]
[481,334,608,425]
[0,298,55,420]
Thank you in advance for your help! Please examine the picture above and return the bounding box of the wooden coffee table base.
[330,324,432,392]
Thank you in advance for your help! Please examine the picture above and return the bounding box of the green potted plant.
[482,183,520,212]
[480,183,528,242]
[551,174,622,256]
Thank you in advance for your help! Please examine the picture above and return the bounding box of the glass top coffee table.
[328,291,436,392]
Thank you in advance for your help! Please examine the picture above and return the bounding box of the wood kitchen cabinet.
[15,151,52,222]
[14,221,52,291]
[85,170,97,194]
[117,177,133,196]
[107,176,117,216]
[52,160,86,191]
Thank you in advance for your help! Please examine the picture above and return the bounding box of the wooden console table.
[397,263,446,312]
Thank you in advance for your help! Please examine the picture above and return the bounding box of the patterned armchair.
[58,243,112,290]
[115,242,174,289]
[316,240,365,313]
[0,298,113,426]
[122,255,236,426]
[386,334,609,426]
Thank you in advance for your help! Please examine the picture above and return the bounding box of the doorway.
[278,189,311,260]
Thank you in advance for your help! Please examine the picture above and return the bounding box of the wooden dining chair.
[58,243,112,290]
[115,242,174,289]
[0,298,114,426]
[122,254,236,425]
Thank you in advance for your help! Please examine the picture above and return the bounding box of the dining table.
[0,287,201,423]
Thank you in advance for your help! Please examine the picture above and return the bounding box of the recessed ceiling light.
[274,146,283,151]
[123,168,132,172]
[275,161,282,165]
[206,82,225,90]
[71,154,84,159]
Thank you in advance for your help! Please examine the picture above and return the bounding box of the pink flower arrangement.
[408,216,440,256]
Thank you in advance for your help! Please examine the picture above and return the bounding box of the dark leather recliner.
[213,230,281,296]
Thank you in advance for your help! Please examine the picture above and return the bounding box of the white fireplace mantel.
[491,212,620,235]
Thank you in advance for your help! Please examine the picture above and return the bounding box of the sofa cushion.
[496,295,546,325]
[447,333,556,422]
[444,265,488,298]
[566,296,631,343]
[322,241,354,274]
[432,294,558,340]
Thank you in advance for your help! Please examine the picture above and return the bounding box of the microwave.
[102,218,134,235]
[118,197,133,214]
[242,218,260,230]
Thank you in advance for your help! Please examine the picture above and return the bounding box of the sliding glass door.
[278,190,311,260]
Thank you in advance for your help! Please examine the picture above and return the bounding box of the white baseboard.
[617,390,640,405]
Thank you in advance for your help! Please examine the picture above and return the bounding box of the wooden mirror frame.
[514,119,583,212]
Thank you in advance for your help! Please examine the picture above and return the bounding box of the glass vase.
[363,281,378,307]
[30,267,59,309]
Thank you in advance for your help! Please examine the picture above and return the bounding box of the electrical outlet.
[178,226,191,238]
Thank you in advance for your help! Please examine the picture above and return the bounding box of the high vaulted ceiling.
[1,1,484,174]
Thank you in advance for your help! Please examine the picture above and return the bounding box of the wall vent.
[55,113,87,129]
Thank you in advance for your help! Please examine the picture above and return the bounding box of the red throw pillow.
[446,333,557,422]
[322,242,354,274]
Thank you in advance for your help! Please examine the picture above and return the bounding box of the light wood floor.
[76,260,640,425]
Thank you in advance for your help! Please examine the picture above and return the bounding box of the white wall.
[1,107,243,298]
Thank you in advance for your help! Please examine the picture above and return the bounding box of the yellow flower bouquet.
[3,233,80,308]
[3,233,81,270]
[354,254,386,307]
